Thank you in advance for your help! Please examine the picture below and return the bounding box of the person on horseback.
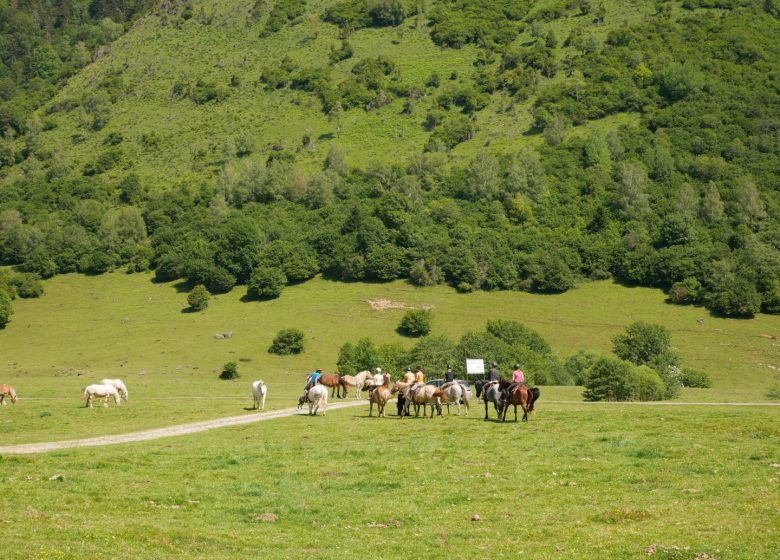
[414,366,425,384]
[504,363,525,398]
[444,365,455,383]
[368,367,384,396]
[303,368,322,400]
[488,361,500,382]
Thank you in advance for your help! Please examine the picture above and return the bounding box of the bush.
[337,337,381,375]
[631,365,667,401]
[679,367,712,388]
[187,284,210,311]
[268,328,306,355]
[10,273,44,298]
[612,322,674,367]
[583,356,635,401]
[247,267,287,299]
[766,385,780,400]
[398,309,433,337]
[220,361,239,380]
[407,335,458,376]
[0,289,12,328]
[564,350,602,386]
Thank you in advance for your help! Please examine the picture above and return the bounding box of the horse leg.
[262,393,266,411]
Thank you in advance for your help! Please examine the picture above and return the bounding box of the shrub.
[563,350,602,385]
[631,365,667,401]
[583,356,634,401]
[407,335,458,376]
[706,277,761,317]
[187,284,210,311]
[220,361,239,380]
[398,309,433,337]
[0,289,12,328]
[268,328,306,355]
[10,273,44,298]
[766,385,780,400]
[612,321,674,367]
[337,337,380,375]
[679,367,712,388]
[247,267,287,299]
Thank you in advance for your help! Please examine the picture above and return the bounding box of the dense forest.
[0,0,778,328]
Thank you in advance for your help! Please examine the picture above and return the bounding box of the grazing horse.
[474,379,505,421]
[305,384,328,416]
[0,384,17,405]
[498,379,540,423]
[319,374,348,399]
[368,375,394,417]
[441,382,469,416]
[251,380,267,410]
[84,384,120,408]
[341,370,373,399]
[100,378,128,402]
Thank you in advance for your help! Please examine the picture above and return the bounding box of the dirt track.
[1,399,777,455]
[0,400,368,455]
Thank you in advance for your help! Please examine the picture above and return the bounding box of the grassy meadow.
[1,403,778,559]
[1,272,779,444]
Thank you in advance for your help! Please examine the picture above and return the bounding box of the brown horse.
[498,379,540,422]
[368,375,394,417]
[0,384,17,405]
[319,374,348,399]
[395,381,445,418]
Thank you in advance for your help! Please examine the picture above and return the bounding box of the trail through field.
[0,400,368,455]
[1,399,778,455]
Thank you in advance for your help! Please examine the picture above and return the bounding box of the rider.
[444,365,455,384]
[368,367,385,395]
[505,363,525,398]
[414,366,425,384]
[304,368,322,399]
[488,361,500,382]
[402,367,415,383]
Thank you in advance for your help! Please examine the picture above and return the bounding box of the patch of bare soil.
[366,299,433,311]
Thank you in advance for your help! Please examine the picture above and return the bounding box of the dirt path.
[0,400,368,456]
[2,400,778,456]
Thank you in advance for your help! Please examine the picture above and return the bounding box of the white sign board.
[466,359,485,375]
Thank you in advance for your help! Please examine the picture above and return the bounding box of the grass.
[6,0,661,191]
[0,272,779,444]
[0,404,778,559]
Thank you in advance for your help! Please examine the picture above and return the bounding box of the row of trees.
[334,319,709,401]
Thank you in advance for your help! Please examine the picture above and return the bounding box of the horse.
[319,374,348,399]
[441,382,469,416]
[100,378,128,402]
[305,384,328,416]
[84,384,120,408]
[0,384,17,405]
[368,375,394,417]
[498,379,540,423]
[251,380,267,410]
[341,370,373,399]
[474,379,505,421]
[396,381,445,418]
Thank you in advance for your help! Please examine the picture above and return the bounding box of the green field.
[1,403,778,559]
[1,272,779,444]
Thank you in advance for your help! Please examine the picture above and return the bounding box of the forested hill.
[0,0,779,325]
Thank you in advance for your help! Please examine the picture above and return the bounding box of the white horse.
[340,370,373,399]
[84,384,120,408]
[251,380,267,410]
[305,384,328,416]
[100,378,128,402]
[441,382,470,416]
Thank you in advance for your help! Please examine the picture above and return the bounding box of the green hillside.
[1,0,779,328]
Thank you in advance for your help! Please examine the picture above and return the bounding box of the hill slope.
[0,0,778,320]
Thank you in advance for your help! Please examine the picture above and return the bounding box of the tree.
[398,309,433,337]
[706,276,761,317]
[583,356,634,401]
[268,328,306,354]
[407,335,457,375]
[337,337,380,374]
[220,361,239,380]
[247,267,287,299]
[0,289,12,328]
[612,321,674,367]
[187,284,210,311]
[614,162,650,220]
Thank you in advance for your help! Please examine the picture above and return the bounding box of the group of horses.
[83,379,129,408]
[475,378,541,422]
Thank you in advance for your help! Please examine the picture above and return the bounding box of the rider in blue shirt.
[305,368,322,395]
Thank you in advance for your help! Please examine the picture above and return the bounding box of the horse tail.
[529,387,540,412]
[461,385,469,410]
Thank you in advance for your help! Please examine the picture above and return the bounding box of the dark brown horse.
[498,379,540,422]
[319,374,348,399]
